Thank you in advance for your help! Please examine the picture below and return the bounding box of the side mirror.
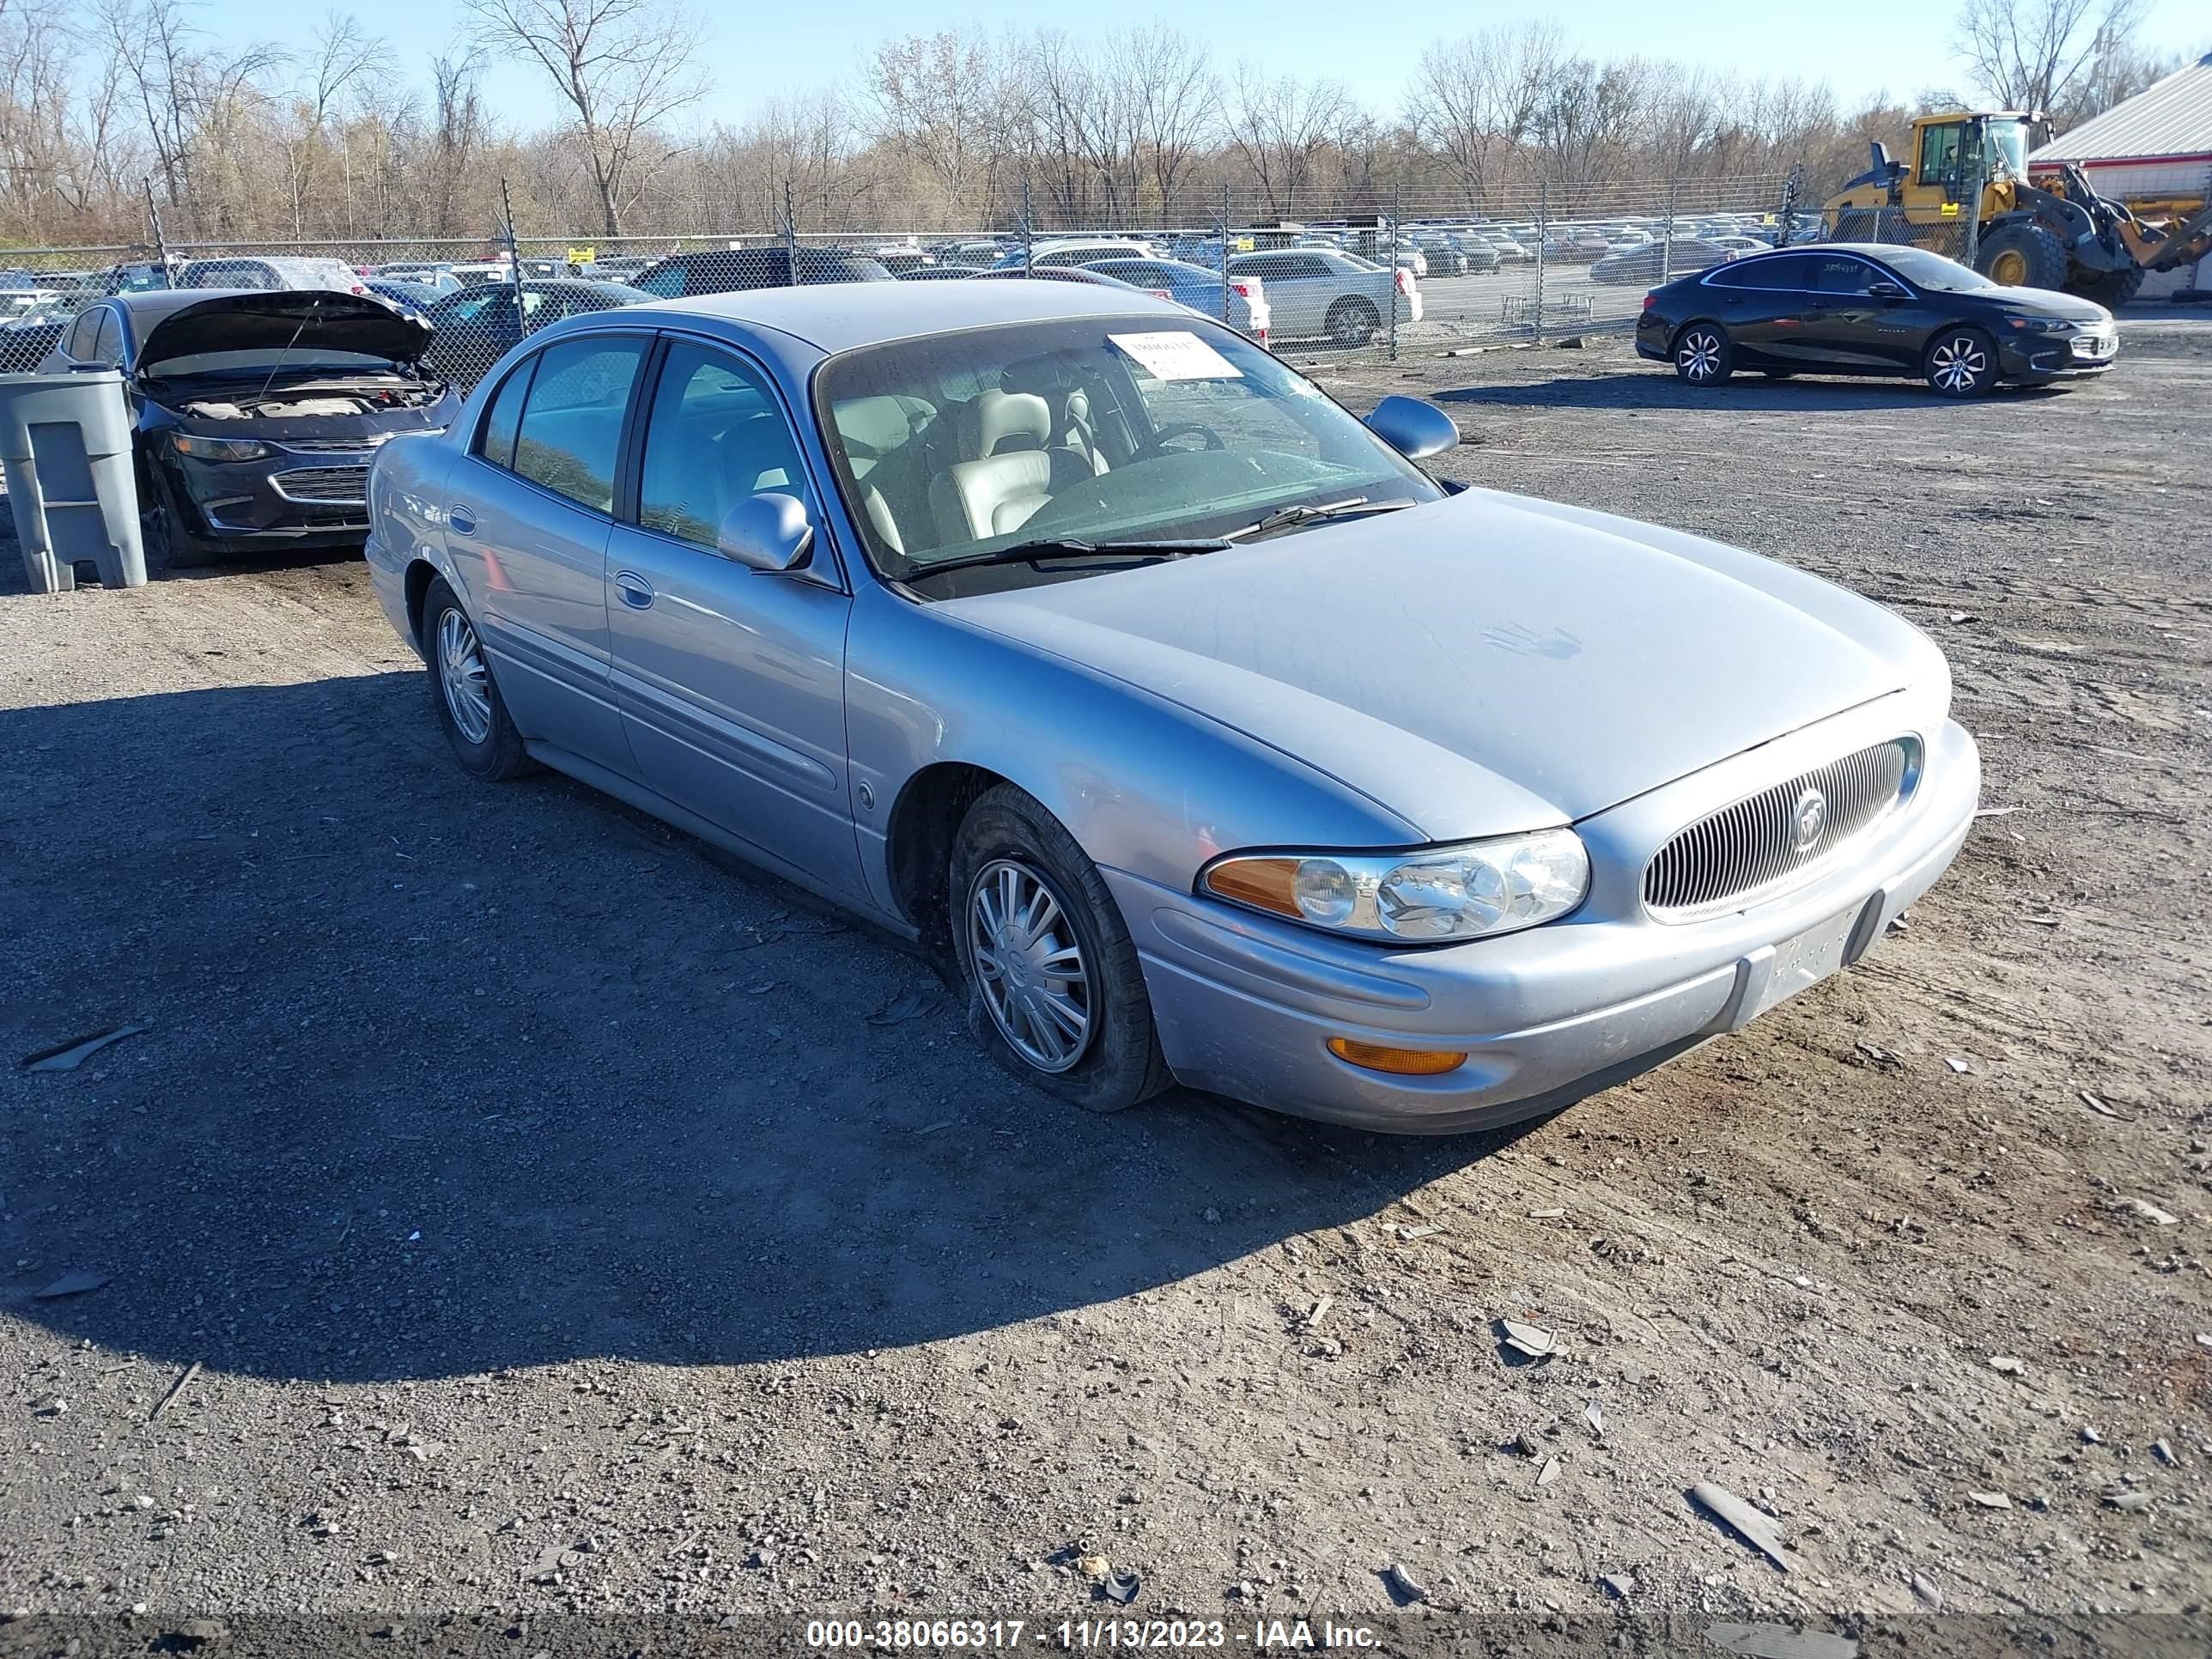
[1866,280,1906,300]
[1364,394,1460,462]
[716,491,814,573]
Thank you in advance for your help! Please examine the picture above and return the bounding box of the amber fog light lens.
[1326,1038,1468,1076]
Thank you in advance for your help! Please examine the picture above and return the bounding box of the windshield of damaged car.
[814,318,1443,589]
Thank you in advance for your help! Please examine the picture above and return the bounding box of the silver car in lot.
[363,282,1978,1133]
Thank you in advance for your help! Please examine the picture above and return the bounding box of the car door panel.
[447,334,646,774]
[604,336,862,896]
[1715,256,1818,367]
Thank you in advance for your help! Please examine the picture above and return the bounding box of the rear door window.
[1809,256,1880,295]
[510,336,647,514]
[63,307,102,361]
[90,308,123,366]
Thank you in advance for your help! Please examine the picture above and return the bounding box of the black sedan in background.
[1637,243,2118,396]
[417,278,649,382]
[40,289,455,568]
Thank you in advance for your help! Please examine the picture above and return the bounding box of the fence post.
[1960,152,1986,270]
[1387,185,1401,362]
[787,180,801,283]
[1219,182,1232,325]
[1662,179,1677,285]
[499,178,525,333]
[1534,182,1548,343]
[143,179,172,287]
[1022,180,1034,274]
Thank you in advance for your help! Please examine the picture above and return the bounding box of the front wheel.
[1924,327,1996,398]
[1673,323,1733,386]
[950,784,1170,1115]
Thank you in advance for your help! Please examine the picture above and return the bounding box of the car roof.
[626,277,1189,354]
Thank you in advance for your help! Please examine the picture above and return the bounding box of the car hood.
[139,291,432,370]
[1978,284,2109,323]
[939,489,1944,839]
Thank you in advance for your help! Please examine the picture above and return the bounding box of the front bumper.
[2000,329,2118,382]
[1114,702,1979,1133]
[165,447,375,546]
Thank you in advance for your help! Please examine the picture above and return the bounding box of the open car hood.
[139,290,432,371]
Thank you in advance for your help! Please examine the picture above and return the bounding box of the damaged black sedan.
[41,289,454,569]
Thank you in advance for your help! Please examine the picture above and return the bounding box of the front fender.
[843,582,1420,922]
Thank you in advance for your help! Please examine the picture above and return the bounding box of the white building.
[2030,52,2212,296]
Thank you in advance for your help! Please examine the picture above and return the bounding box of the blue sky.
[204,0,2207,125]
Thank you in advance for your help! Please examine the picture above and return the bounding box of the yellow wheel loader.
[1825,112,2212,306]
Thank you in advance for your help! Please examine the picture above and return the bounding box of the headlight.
[1200,830,1590,944]
[2006,317,2070,334]
[172,434,272,461]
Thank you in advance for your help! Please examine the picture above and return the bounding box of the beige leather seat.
[929,390,1055,543]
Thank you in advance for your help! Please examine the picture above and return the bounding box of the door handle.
[447,504,476,535]
[613,570,654,610]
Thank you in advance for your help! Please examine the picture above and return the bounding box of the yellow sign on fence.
[1234,235,1255,252]
[1939,203,1960,217]
[566,246,596,265]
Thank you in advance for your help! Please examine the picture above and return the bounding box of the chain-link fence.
[0,176,1824,392]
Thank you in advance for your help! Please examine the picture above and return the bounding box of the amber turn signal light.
[1326,1038,1468,1076]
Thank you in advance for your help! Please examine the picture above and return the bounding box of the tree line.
[0,0,2189,249]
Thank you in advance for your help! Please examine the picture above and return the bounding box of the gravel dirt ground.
[2,320,2208,1650]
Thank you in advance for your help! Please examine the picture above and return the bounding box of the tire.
[1325,296,1380,347]
[1672,322,1733,386]
[2072,265,2143,309]
[420,574,533,781]
[1974,223,2068,291]
[137,463,216,574]
[949,783,1171,1115]
[1923,326,1997,397]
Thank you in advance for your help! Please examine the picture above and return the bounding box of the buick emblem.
[1792,787,1829,852]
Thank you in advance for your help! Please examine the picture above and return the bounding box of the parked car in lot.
[896,265,980,282]
[1229,247,1417,346]
[364,279,1978,1129]
[364,278,449,313]
[992,238,1156,270]
[374,262,465,294]
[1638,242,2118,395]
[1543,231,1612,263]
[582,256,654,283]
[42,289,455,569]
[1079,256,1271,340]
[449,258,567,287]
[631,246,896,296]
[177,255,368,295]
[1590,238,1736,284]
[416,278,651,381]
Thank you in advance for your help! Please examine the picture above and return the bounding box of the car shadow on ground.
[1,672,1540,1386]
[1432,372,2074,414]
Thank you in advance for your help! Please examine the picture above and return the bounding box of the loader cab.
[1909,113,2037,206]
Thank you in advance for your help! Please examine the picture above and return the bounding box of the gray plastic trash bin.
[0,370,145,592]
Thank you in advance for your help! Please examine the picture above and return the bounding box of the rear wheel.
[422,575,533,780]
[1924,327,1996,397]
[950,783,1170,1115]
[1974,223,2068,291]
[1325,297,1380,347]
[1673,323,1733,386]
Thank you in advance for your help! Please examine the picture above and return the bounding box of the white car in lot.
[1229,248,1419,348]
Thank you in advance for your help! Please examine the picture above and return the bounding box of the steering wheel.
[1133,422,1225,459]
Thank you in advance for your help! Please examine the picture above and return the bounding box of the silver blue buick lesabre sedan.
[363,280,1978,1132]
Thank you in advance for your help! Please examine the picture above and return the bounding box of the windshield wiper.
[901,537,1229,581]
[1224,496,1416,542]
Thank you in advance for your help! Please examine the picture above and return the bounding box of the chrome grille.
[1643,738,1912,919]
[277,437,376,454]
[270,465,368,505]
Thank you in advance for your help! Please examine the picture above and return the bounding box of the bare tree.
[1224,68,1349,216]
[866,29,1023,223]
[1109,26,1219,213]
[1407,23,1563,210]
[1954,0,2149,121]
[462,0,703,236]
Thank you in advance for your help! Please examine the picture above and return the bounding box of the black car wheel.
[1924,328,1996,398]
[137,461,216,574]
[1673,324,1733,386]
[950,783,1170,1115]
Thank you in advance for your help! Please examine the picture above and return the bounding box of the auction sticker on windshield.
[1108,331,1243,381]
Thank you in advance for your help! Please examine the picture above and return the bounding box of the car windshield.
[815,316,1443,589]
[1875,246,1995,293]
